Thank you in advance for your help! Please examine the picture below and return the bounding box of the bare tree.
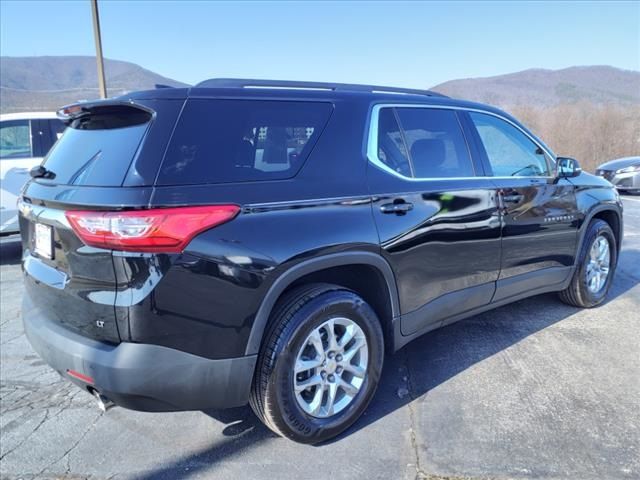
[509,103,640,172]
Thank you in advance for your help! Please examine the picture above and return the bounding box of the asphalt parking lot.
[1,196,639,480]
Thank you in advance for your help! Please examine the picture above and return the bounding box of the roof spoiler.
[56,99,154,125]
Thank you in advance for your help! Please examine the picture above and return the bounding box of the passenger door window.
[0,120,32,159]
[374,107,474,179]
[395,108,474,178]
[469,112,550,177]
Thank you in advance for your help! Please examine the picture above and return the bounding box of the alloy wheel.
[293,317,368,418]
[586,235,611,293]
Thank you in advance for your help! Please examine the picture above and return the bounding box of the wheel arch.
[245,252,400,356]
[577,205,623,261]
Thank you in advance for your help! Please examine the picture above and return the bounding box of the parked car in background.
[19,80,623,444]
[595,156,640,194]
[1,112,66,234]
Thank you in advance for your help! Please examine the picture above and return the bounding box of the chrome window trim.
[366,103,556,182]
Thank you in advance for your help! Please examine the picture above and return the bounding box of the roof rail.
[194,78,447,97]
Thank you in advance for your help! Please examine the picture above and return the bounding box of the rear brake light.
[65,205,240,253]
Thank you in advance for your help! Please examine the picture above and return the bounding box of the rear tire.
[249,283,384,444]
[559,219,617,308]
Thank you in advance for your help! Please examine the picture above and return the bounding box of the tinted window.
[41,106,151,186]
[36,119,66,154]
[396,108,474,178]
[158,100,333,185]
[48,119,66,142]
[0,120,32,159]
[377,108,412,177]
[470,112,550,177]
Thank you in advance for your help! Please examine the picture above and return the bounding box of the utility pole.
[90,0,107,98]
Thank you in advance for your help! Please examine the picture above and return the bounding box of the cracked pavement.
[1,196,639,480]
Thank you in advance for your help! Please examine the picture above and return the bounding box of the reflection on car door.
[368,106,502,337]
[465,111,579,302]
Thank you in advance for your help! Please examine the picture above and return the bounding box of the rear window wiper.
[30,165,56,179]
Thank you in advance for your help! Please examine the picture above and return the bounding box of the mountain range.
[0,56,187,113]
[0,56,638,114]
[430,65,639,107]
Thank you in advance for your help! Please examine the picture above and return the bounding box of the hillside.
[3,60,637,114]
[432,66,639,171]
[1,59,637,170]
[0,56,187,113]
[431,66,640,107]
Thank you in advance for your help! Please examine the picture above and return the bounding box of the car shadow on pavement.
[131,407,279,480]
[132,266,638,478]
[328,260,639,444]
[4,231,637,478]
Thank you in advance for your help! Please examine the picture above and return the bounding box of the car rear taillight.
[65,205,240,253]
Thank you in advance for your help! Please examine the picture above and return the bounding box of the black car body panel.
[489,177,579,300]
[20,81,623,412]
[571,172,624,253]
[368,175,502,335]
[24,292,257,411]
[116,197,380,360]
[19,204,123,343]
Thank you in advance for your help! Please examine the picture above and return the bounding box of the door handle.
[380,201,413,214]
[501,194,524,203]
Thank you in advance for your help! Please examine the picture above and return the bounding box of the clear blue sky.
[1,0,638,88]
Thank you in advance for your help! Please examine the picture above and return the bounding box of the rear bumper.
[23,294,257,412]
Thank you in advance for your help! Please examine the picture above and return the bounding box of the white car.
[1,112,66,234]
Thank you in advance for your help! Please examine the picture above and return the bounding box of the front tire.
[249,283,384,444]
[559,219,617,307]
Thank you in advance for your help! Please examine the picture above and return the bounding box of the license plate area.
[34,223,53,259]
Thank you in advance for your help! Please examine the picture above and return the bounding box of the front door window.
[469,112,550,177]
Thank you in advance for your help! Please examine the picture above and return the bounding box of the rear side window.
[41,105,152,186]
[157,100,332,185]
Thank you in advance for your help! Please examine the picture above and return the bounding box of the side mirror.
[556,157,582,178]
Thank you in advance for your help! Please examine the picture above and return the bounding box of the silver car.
[595,156,640,194]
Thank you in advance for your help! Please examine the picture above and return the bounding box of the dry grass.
[508,102,640,172]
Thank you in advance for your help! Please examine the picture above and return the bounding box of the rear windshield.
[41,105,151,186]
[156,99,333,185]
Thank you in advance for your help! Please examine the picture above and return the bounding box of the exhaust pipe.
[91,389,114,412]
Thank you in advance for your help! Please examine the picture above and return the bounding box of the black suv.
[20,79,623,444]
